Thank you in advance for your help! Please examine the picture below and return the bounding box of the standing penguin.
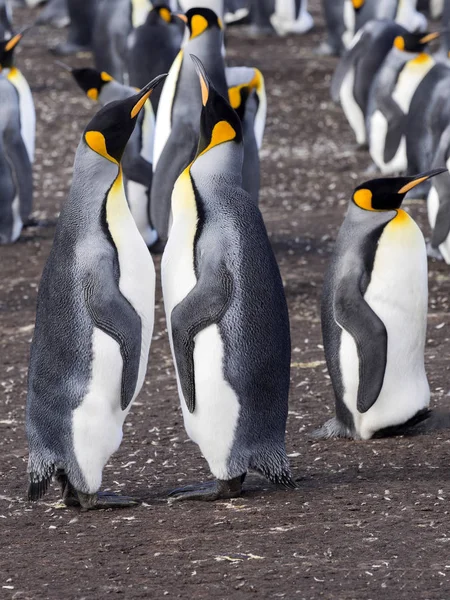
[66,66,158,247]
[248,0,313,36]
[315,169,445,440]
[317,0,346,56]
[226,66,266,203]
[0,38,32,244]
[151,8,228,249]
[127,4,183,113]
[367,31,439,175]
[427,148,450,261]
[161,56,294,500]
[331,20,409,146]
[26,75,165,509]
[36,0,70,28]
[0,0,13,39]
[51,0,98,55]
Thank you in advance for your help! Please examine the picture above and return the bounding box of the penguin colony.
[0,0,447,508]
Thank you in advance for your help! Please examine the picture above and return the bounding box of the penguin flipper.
[431,174,450,248]
[330,28,371,103]
[171,266,234,413]
[84,272,142,411]
[122,135,153,189]
[334,279,388,414]
[380,99,406,164]
[4,129,33,222]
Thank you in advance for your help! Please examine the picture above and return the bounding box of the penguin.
[151,8,228,249]
[248,0,313,36]
[317,0,346,56]
[66,66,158,247]
[343,0,427,49]
[0,39,32,244]
[127,4,183,113]
[0,0,13,39]
[366,31,440,175]
[161,56,294,501]
[2,29,35,164]
[226,66,266,203]
[178,0,224,18]
[427,144,450,262]
[315,168,446,440]
[224,0,250,25]
[26,75,166,510]
[36,0,70,28]
[437,0,450,60]
[331,20,409,146]
[51,0,98,56]
[93,0,152,83]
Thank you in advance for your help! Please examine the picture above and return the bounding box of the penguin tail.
[27,465,55,501]
[251,448,297,489]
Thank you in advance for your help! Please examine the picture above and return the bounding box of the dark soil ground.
[1,2,450,599]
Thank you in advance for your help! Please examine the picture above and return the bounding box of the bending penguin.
[331,20,409,146]
[0,35,32,244]
[127,4,183,112]
[64,65,158,247]
[161,56,294,501]
[315,168,446,440]
[151,7,228,249]
[367,31,440,175]
[226,66,266,204]
[26,75,165,509]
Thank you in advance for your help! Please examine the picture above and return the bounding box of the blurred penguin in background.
[317,0,346,55]
[51,0,97,55]
[0,0,12,39]
[249,0,314,36]
[36,0,69,28]
[128,4,183,113]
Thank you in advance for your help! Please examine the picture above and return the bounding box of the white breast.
[161,170,240,480]
[126,179,157,246]
[427,156,450,264]
[392,55,434,114]
[7,68,35,163]
[395,0,427,31]
[140,100,155,163]
[11,192,22,243]
[340,210,429,439]
[343,0,356,48]
[369,109,407,174]
[340,67,366,145]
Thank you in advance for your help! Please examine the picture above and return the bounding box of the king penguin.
[26,75,166,510]
[36,0,70,28]
[367,31,440,175]
[317,0,346,56]
[315,169,446,440]
[51,0,98,55]
[0,37,32,244]
[127,4,183,113]
[151,7,228,250]
[248,0,313,36]
[0,0,12,39]
[161,56,294,501]
[226,66,266,204]
[331,20,409,146]
[66,66,158,247]
[2,28,35,164]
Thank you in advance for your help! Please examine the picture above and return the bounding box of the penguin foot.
[168,475,244,503]
[311,417,355,440]
[427,242,444,261]
[50,42,91,56]
[314,42,340,57]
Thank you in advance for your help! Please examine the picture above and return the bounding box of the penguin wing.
[379,96,406,164]
[430,163,450,247]
[4,127,33,221]
[334,276,388,414]
[121,146,153,189]
[84,271,142,411]
[170,265,234,413]
[330,27,372,103]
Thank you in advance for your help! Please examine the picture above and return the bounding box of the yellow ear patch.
[101,71,113,82]
[159,7,171,22]
[85,130,118,163]
[87,88,99,101]
[131,90,152,118]
[200,120,236,157]
[394,36,405,50]
[190,14,208,38]
[352,0,365,8]
[5,33,22,52]
[353,188,373,210]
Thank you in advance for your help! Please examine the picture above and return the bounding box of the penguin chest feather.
[392,56,435,114]
[340,67,366,145]
[7,68,35,163]
[340,210,429,439]
[162,170,240,480]
[72,170,155,492]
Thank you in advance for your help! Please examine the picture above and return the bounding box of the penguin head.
[147,4,176,24]
[177,8,223,40]
[0,29,28,70]
[190,55,242,158]
[83,73,166,164]
[352,169,447,212]
[351,0,365,12]
[228,69,264,120]
[393,31,440,53]
[70,67,114,101]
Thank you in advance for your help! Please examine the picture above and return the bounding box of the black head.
[190,55,242,158]
[70,67,113,100]
[0,29,28,70]
[178,8,223,40]
[352,169,447,212]
[393,31,440,52]
[147,4,176,24]
[83,73,166,163]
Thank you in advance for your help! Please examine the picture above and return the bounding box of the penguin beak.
[130,73,167,118]
[175,13,188,23]
[419,31,441,43]
[397,168,448,194]
[190,54,210,106]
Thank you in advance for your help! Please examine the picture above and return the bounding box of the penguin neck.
[99,80,135,106]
